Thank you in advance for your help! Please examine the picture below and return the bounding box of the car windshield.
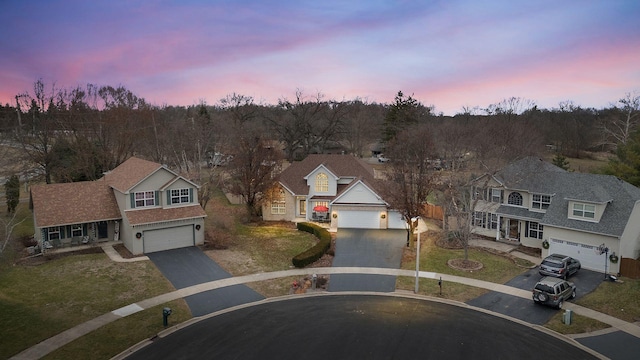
[535,283,554,293]
[542,260,562,268]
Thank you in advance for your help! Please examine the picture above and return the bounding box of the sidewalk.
[469,237,542,265]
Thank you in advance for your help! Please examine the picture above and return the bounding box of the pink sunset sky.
[1,0,639,115]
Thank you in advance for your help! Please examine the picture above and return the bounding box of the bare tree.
[381,125,439,248]
[340,99,384,157]
[601,92,640,148]
[223,104,283,217]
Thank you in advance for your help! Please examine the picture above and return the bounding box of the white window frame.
[271,190,286,215]
[508,192,523,206]
[532,194,551,210]
[71,224,83,237]
[171,188,190,204]
[48,226,61,241]
[315,173,328,192]
[135,191,156,207]
[489,213,498,229]
[490,188,502,203]
[572,203,595,219]
[473,211,485,227]
[527,222,543,239]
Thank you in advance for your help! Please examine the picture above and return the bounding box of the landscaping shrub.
[292,222,331,268]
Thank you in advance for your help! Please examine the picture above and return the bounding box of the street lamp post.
[413,216,421,294]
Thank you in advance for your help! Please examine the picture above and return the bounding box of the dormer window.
[171,188,190,204]
[315,173,328,192]
[532,194,551,210]
[572,203,595,219]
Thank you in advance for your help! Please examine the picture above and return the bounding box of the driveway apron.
[466,267,605,325]
[329,229,406,292]
[147,247,264,317]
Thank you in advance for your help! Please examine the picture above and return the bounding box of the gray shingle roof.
[493,157,640,237]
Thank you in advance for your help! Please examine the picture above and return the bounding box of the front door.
[508,219,520,241]
[97,221,108,239]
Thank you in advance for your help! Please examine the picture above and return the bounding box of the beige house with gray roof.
[471,157,640,275]
[30,157,206,255]
[263,154,407,231]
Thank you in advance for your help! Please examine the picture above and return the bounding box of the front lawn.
[0,251,188,359]
[397,229,530,302]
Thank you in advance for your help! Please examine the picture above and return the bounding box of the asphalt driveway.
[328,229,406,292]
[466,267,605,325]
[147,247,264,317]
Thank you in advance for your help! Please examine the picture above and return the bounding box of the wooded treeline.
[0,80,638,190]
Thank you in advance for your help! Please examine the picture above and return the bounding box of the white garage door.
[144,225,194,253]
[338,210,380,229]
[549,238,606,272]
[387,211,407,229]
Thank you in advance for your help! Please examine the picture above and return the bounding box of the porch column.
[496,216,501,241]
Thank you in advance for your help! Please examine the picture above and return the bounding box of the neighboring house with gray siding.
[30,157,206,255]
[471,157,640,275]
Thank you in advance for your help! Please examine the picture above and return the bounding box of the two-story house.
[262,154,407,231]
[30,157,207,255]
[471,157,640,274]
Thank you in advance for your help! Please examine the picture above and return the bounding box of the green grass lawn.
[0,251,188,359]
[397,234,530,302]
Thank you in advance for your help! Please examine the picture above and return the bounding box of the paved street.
[124,294,599,360]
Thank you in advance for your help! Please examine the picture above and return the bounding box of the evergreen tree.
[602,129,640,186]
[4,175,19,213]
[552,153,570,171]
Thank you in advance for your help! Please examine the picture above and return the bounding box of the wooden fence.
[620,258,640,279]
[423,203,444,222]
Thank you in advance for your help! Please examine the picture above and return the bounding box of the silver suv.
[539,253,581,279]
[532,277,576,309]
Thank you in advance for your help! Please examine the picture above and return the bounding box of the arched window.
[315,173,328,192]
[271,189,286,215]
[508,192,523,206]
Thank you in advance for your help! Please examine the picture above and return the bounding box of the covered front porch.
[473,206,545,248]
[38,220,121,251]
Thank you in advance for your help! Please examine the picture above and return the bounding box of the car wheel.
[537,293,547,302]
[557,299,563,309]
[572,289,576,299]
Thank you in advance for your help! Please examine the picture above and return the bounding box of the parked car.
[538,253,581,279]
[377,154,390,163]
[532,276,576,309]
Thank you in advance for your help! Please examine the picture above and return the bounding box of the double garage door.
[144,225,194,253]
[549,238,607,272]
[336,210,406,229]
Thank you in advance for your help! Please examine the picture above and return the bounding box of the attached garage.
[549,238,607,272]
[338,210,380,229]
[143,225,195,253]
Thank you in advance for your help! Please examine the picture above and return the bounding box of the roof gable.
[332,179,386,205]
[278,154,375,195]
[103,157,164,193]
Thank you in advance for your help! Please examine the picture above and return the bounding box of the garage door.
[144,225,194,253]
[387,211,406,229]
[338,210,380,229]
[549,238,606,272]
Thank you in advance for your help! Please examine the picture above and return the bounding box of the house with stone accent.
[262,154,407,231]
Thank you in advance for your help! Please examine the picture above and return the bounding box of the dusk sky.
[1,0,639,115]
